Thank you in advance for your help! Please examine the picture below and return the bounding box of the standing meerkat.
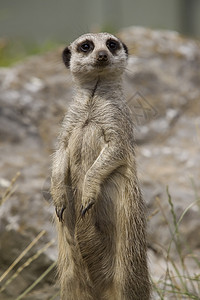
[51,32,150,300]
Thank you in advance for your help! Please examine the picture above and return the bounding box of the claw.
[81,201,94,217]
[56,205,66,222]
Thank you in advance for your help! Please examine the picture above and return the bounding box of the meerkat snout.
[97,50,108,62]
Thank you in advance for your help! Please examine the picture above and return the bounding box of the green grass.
[0,175,199,299]
[0,38,61,67]
[152,187,200,299]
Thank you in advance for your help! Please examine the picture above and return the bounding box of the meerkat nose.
[97,50,108,61]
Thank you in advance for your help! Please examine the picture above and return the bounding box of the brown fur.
[51,33,150,300]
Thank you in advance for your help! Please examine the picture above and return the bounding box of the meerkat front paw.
[81,198,95,217]
[81,178,100,217]
[55,204,66,222]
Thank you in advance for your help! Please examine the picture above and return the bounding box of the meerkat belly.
[68,124,117,288]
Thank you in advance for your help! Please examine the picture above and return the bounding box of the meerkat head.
[62,33,128,81]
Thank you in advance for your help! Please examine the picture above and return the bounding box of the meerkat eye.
[106,39,120,52]
[78,41,94,53]
[81,43,90,52]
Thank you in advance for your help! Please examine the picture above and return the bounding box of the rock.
[0,27,199,298]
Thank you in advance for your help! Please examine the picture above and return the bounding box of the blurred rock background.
[0,1,200,299]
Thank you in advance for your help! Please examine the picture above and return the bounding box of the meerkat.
[51,32,150,300]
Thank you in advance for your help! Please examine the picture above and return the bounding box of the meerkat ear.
[62,47,71,68]
[122,42,128,57]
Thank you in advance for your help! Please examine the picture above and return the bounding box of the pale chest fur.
[68,121,106,181]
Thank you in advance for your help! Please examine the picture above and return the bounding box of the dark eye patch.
[106,39,120,54]
[77,40,94,53]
